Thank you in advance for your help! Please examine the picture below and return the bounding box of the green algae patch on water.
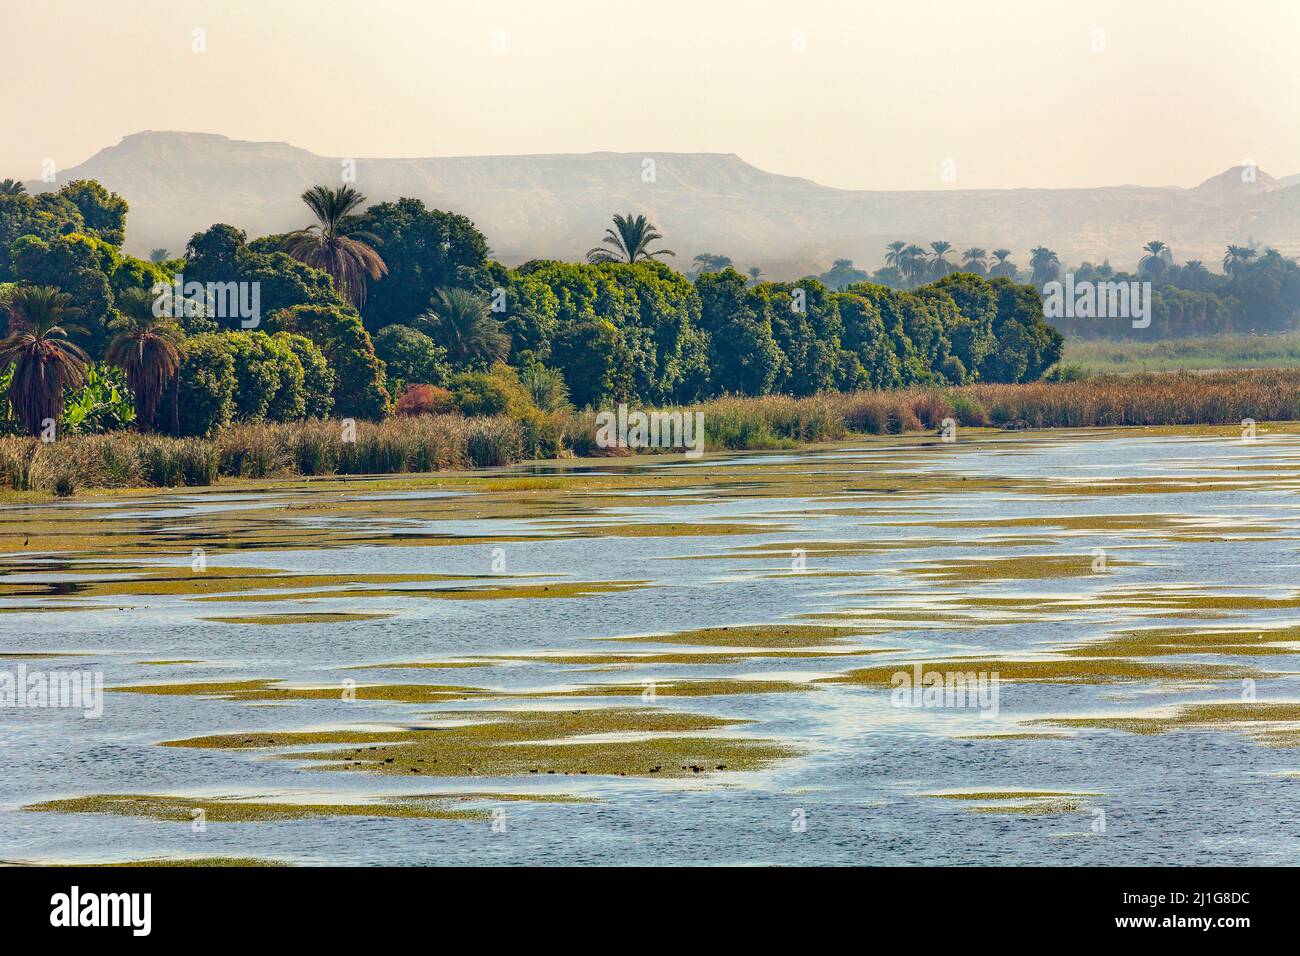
[606,623,873,649]
[164,707,797,779]
[201,612,395,625]
[93,857,290,867]
[538,677,816,699]
[1064,625,1300,659]
[902,553,1145,584]
[1035,701,1300,747]
[925,789,1097,815]
[483,647,891,667]
[25,794,490,822]
[826,656,1266,687]
[111,679,488,704]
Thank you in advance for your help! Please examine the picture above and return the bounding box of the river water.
[2,428,1299,865]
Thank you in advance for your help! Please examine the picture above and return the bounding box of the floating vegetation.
[203,613,395,625]
[828,657,1265,686]
[606,624,872,648]
[925,789,1096,815]
[1035,701,1300,748]
[163,707,797,778]
[26,794,493,822]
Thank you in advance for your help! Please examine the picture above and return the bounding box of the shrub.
[175,334,236,437]
[374,325,449,391]
[224,332,306,423]
[267,304,391,419]
[448,363,536,418]
[396,384,455,417]
[273,331,335,417]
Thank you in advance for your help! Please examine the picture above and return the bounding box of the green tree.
[961,248,988,275]
[355,198,491,330]
[418,287,510,368]
[104,287,185,433]
[989,248,1017,278]
[0,286,89,434]
[282,185,387,308]
[1223,244,1256,277]
[1139,240,1170,280]
[692,253,733,275]
[58,180,128,246]
[1029,246,1060,287]
[586,213,675,264]
[928,241,955,278]
[266,303,390,418]
[373,324,449,389]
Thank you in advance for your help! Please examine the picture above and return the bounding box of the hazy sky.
[4,0,1297,190]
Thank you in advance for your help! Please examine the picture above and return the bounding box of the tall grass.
[4,368,1300,494]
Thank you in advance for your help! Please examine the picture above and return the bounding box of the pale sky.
[4,0,1298,190]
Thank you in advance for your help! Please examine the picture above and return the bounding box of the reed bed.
[3,368,1298,495]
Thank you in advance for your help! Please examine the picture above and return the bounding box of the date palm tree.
[961,247,988,275]
[989,249,1017,278]
[928,241,955,278]
[418,287,510,367]
[587,213,675,264]
[1139,240,1170,280]
[747,266,764,286]
[0,179,26,198]
[884,241,908,271]
[148,248,170,264]
[1029,246,1060,287]
[104,288,186,433]
[0,286,89,435]
[1223,244,1256,277]
[282,185,388,308]
[1180,259,1209,291]
[901,244,929,286]
[692,253,733,274]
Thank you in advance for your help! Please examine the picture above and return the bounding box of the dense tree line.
[1,179,1064,439]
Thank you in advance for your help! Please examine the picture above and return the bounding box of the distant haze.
[4,0,1299,193]
[27,131,1300,278]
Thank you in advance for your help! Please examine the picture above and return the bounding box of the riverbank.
[3,367,1298,497]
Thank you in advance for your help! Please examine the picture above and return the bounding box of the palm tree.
[691,253,733,274]
[0,179,26,198]
[1139,240,1170,280]
[1180,260,1209,291]
[104,288,186,433]
[961,247,988,275]
[148,248,170,264]
[0,286,90,435]
[282,185,388,308]
[928,241,955,278]
[586,213,675,264]
[900,244,929,286]
[1223,244,1256,276]
[1029,246,1060,287]
[884,241,908,272]
[989,248,1017,279]
[418,287,510,366]
[747,266,764,286]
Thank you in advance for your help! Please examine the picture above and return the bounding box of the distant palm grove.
[0,174,1275,440]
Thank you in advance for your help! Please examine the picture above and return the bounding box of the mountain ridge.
[22,130,1300,276]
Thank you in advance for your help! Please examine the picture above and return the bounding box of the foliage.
[265,303,390,418]
[373,324,449,392]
